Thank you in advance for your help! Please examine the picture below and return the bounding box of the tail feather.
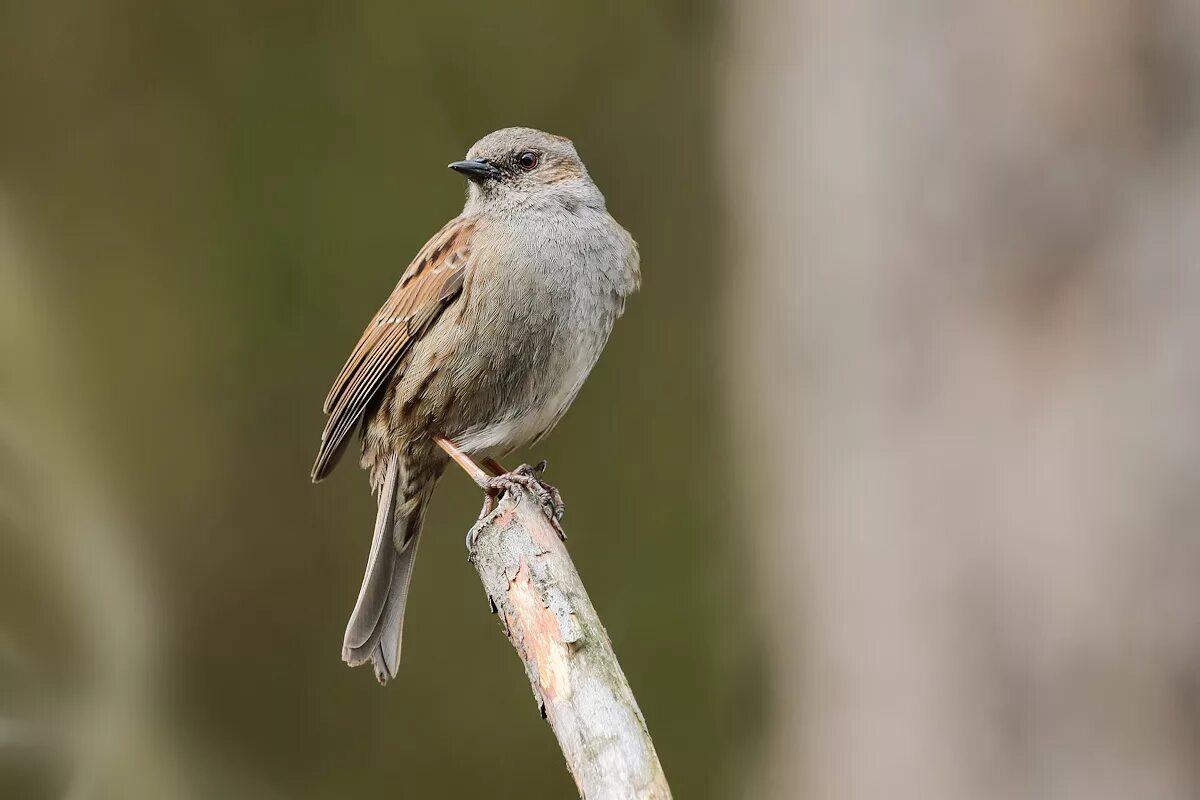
[372,526,422,680]
[342,454,434,684]
[343,454,401,651]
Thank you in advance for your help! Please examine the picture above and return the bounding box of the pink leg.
[435,438,566,542]
[435,437,491,487]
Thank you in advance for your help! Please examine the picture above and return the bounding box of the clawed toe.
[478,463,566,539]
[436,439,568,551]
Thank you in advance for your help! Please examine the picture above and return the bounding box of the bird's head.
[450,127,604,214]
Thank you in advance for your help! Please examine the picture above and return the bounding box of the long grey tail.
[342,454,433,684]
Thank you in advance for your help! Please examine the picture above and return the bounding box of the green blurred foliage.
[0,1,751,797]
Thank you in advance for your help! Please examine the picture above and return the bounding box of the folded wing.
[312,217,477,481]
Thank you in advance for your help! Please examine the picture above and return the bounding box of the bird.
[312,127,640,684]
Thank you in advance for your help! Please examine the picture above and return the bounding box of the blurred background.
[1,1,1199,799]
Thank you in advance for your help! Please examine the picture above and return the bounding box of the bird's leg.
[434,437,491,487]
[434,438,501,543]
[435,438,566,543]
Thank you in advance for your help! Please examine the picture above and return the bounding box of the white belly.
[454,345,596,457]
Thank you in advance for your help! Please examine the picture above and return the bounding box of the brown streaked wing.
[311,217,476,481]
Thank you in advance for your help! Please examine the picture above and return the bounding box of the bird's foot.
[478,460,566,540]
[434,438,565,553]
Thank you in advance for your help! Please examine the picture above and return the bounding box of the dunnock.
[312,127,640,683]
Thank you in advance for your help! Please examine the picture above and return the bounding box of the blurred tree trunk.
[722,2,1200,799]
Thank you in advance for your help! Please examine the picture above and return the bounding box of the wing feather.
[311,217,476,481]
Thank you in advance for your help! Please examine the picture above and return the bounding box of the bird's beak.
[448,159,501,183]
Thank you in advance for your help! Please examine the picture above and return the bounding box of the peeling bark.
[467,488,672,800]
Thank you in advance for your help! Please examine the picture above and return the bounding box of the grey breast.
[439,208,634,456]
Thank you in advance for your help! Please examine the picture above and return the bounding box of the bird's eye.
[517,151,539,171]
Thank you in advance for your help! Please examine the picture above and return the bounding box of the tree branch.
[467,487,671,800]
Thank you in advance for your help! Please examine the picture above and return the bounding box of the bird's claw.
[476,462,566,541]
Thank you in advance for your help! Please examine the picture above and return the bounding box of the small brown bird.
[312,128,640,683]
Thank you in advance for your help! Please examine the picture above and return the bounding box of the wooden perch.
[467,486,672,800]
